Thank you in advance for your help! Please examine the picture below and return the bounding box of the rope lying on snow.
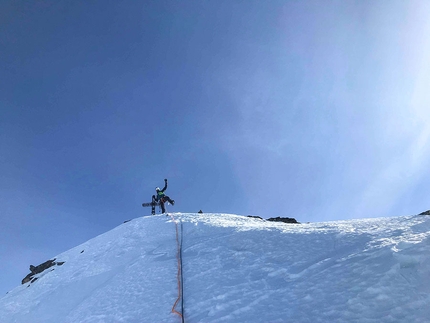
[169,214,185,323]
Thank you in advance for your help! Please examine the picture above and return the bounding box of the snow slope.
[1,213,430,323]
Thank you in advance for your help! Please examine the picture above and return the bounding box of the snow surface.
[1,213,430,323]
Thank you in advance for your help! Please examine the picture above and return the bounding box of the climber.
[155,178,175,214]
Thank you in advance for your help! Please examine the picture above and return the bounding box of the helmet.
[155,187,160,191]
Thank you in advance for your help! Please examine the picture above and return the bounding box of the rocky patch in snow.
[267,216,299,224]
[246,215,299,223]
[22,259,65,284]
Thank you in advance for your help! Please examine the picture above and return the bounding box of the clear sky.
[1,0,430,294]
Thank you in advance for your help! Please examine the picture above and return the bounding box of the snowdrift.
[1,213,430,322]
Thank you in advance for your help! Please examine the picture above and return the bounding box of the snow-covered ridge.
[1,213,429,322]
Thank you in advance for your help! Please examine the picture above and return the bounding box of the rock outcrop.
[247,215,299,223]
[247,215,263,220]
[22,259,65,284]
[267,217,299,224]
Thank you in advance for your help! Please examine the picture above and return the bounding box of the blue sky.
[1,0,430,294]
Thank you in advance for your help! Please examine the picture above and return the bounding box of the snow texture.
[1,213,430,322]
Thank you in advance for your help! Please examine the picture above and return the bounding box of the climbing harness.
[169,214,185,323]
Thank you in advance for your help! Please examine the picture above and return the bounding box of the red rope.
[170,214,183,320]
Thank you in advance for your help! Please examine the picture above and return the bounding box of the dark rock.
[419,210,430,215]
[267,216,299,224]
[21,259,65,285]
[247,215,263,220]
[198,210,203,214]
[22,273,33,285]
[31,259,56,274]
[124,219,131,223]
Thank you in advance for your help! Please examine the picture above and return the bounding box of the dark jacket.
[155,182,168,201]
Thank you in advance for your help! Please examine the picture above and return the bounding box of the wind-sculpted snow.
[1,213,430,322]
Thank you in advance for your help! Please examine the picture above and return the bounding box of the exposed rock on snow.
[246,215,298,223]
[267,216,299,223]
[247,215,263,220]
[22,259,65,284]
